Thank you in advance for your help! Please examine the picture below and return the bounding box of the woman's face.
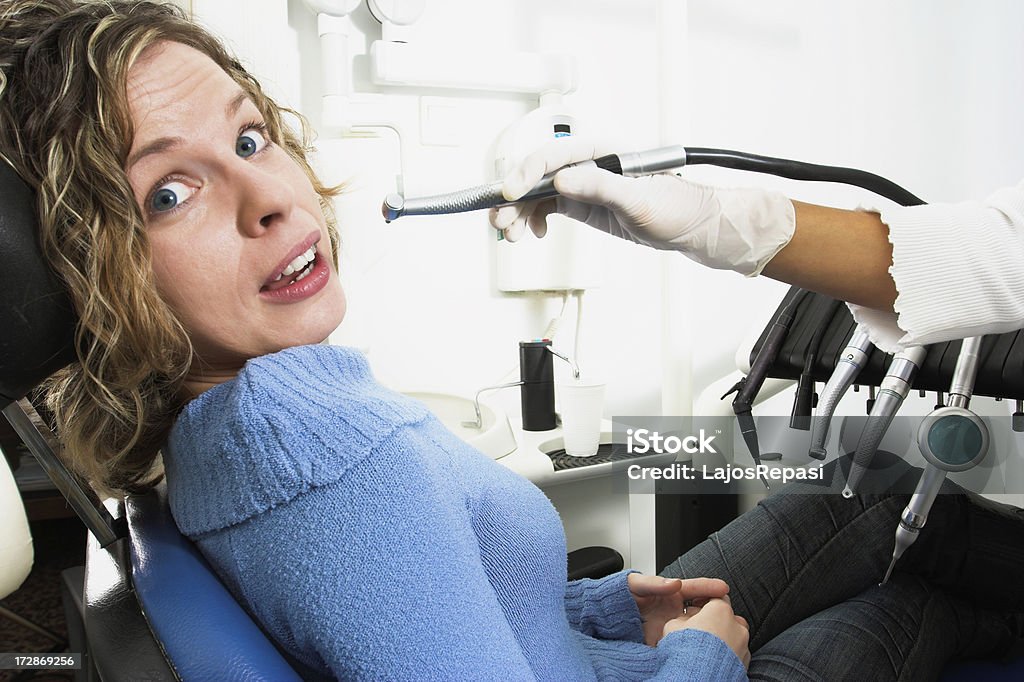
[125,41,346,389]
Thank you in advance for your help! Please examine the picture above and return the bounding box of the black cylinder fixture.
[520,340,556,431]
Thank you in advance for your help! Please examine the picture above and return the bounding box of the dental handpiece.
[724,290,808,489]
[382,145,926,222]
[881,336,987,584]
[382,146,688,222]
[843,345,927,497]
[808,328,873,460]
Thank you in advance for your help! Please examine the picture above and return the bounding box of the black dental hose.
[684,149,926,207]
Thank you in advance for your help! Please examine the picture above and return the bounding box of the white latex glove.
[489,137,797,277]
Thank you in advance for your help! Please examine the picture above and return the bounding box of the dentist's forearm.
[761,201,898,311]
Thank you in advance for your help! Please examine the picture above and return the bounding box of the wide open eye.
[236,126,269,158]
[150,180,196,213]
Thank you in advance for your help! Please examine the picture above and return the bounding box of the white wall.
[683,0,1024,408]
[186,0,1024,425]
[190,0,669,421]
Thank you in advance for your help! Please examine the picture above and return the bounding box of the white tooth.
[295,266,312,282]
[288,254,307,272]
[274,273,283,282]
[305,247,316,259]
[281,264,296,277]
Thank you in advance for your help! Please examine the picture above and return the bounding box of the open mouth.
[261,246,318,293]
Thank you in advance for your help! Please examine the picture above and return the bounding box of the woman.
[1,2,1021,680]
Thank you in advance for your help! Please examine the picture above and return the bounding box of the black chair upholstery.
[0,161,76,409]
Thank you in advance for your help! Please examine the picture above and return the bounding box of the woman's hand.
[663,595,751,669]
[627,574,730,646]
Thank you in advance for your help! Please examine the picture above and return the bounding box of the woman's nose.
[235,163,296,237]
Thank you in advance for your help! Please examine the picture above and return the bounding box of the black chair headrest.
[0,161,77,409]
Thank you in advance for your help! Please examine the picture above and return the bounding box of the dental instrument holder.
[882,336,989,584]
[520,340,556,431]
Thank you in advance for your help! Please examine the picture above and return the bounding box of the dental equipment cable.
[881,336,988,584]
[843,345,928,497]
[381,146,926,221]
[808,328,873,460]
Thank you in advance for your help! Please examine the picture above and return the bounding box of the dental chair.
[0,161,303,681]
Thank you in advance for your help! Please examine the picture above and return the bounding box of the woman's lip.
[258,251,330,303]
[264,230,321,286]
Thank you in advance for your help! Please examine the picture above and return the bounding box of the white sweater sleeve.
[847,179,1024,352]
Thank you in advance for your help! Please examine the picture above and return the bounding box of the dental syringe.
[381,147,926,222]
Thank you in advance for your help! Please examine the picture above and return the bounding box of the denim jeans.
[659,454,1023,681]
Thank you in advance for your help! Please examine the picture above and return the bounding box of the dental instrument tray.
[748,288,1024,400]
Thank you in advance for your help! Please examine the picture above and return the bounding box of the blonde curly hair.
[0,0,340,497]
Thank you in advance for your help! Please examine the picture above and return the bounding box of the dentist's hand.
[627,574,730,646]
[489,137,797,276]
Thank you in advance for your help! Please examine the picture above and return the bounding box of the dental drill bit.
[881,337,987,584]
[843,345,927,497]
[882,465,946,584]
[808,328,873,460]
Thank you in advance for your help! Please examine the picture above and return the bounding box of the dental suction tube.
[807,328,873,460]
[381,146,926,222]
[843,345,928,497]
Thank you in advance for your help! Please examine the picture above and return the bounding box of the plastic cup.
[557,380,605,457]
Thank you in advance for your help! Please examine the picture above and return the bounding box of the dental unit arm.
[842,345,928,497]
[807,328,873,460]
[881,336,988,584]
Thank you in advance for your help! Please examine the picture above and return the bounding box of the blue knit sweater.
[164,345,747,681]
